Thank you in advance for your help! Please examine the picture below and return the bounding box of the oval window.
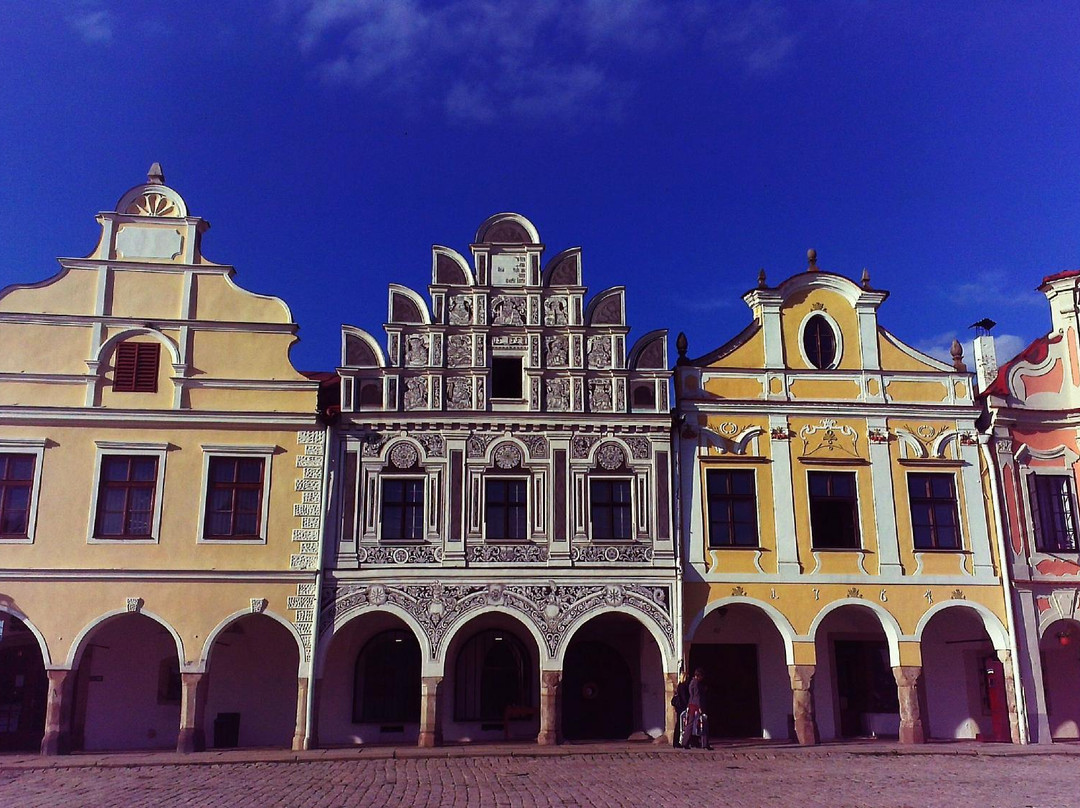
[803,314,837,369]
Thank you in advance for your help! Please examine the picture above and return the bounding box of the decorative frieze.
[357,544,443,565]
[467,543,549,563]
[571,544,653,563]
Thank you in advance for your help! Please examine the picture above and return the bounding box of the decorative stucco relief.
[467,544,549,563]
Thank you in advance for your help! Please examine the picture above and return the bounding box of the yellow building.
[673,253,1020,744]
[0,166,325,754]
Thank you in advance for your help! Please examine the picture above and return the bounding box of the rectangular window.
[706,469,758,547]
[95,455,158,539]
[382,478,425,541]
[485,478,528,540]
[113,342,160,393]
[204,457,264,539]
[590,479,633,540]
[908,473,961,550]
[0,454,35,539]
[491,356,523,399]
[1029,474,1079,552]
[808,471,860,549]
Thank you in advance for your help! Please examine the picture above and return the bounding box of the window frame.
[380,476,427,542]
[797,311,843,370]
[588,477,634,542]
[490,355,524,400]
[1028,472,1079,553]
[907,472,962,551]
[704,467,759,549]
[0,439,46,544]
[484,476,530,542]
[197,445,275,545]
[807,470,861,550]
[112,341,161,393]
[88,442,168,544]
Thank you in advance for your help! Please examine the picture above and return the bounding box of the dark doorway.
[454,629,532,722]
[353,629,421,724]
[0,615,47,751]
[833,640,898,738]
[688,644,762,738]
[562,640,633,740]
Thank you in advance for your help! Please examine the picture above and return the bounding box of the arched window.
[454,629,531,721]
[803,314,837,369]
[352,630,421,723]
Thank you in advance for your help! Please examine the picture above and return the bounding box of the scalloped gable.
[387,284,431,324]
[432,246,474,286]
[628,330,668,370]
[542,248,582,287]
[585,287,625,326]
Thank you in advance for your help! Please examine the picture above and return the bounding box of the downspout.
[304,422,334,750]
[981,424,1029,744]
[670,362,685,674]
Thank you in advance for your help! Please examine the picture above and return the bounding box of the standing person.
[671,670,690,748]
[684,668,712,749]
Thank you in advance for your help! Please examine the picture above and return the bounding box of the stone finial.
[807,249,818,272]
[147,162,165,184]
[861,268,871,289]
[675,332,688,364]
[950,339,967,371]
[757,268,767,288]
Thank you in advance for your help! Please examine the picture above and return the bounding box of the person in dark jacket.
[671,670,690,747]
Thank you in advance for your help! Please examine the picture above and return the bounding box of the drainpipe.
[304,423,334,750]
[981,427,1029,744]
[670,366,685,675]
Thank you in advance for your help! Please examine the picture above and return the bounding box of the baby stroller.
[679,707,710,749]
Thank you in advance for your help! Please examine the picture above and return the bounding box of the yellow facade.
[0,167,324,754]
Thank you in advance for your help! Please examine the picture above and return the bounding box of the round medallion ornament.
[392,547,410,564]
[368,584,387,606]
[596,443,625,470]
[493,443,522,469]
[389,443,419,469]
[604,546,620,562]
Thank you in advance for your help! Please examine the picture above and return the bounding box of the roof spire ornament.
[950,339,967,372]
[861,268,871,289]
[757,268,767,288]
[147,162,165,184]
[676,332,688,365]
[807,249,818,272]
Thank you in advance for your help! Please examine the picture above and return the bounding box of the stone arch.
[474,212,540,245]
[554,605,675,672]
[0,603,53,668]
[432,246,475,286]
[198,609,306,672]
[541,247,581,286]
[341,326,386,368]
[584,286,625,326]
[65,608,185,670]
[387,284,431,325]
[1039,614,1080,641]
[315,604,433,677]
[437,606,547,666]
[115,182,188,218]
[94,327,181,368]
[807,599,903,667]
[686,597,798,665]
[914,601,1010,651]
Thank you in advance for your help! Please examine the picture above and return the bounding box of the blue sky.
[2,2,1079,372]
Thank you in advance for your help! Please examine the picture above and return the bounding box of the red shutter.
[113,342,160,393]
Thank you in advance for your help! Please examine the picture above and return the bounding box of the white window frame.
[587,475,636,542]
[1023,469,1080,555]
[797,310,843,370]
[379,475,428,543]
[197,445,275,545]
[0,438,46,544]
[88,441,169,544]
[482,475,531,542]
[905,470,965,552]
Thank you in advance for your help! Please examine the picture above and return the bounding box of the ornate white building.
[310,214,676,746]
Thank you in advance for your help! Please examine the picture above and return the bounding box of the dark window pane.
[706,469,758,548]
[809,471,860,549]
[204,456,265,539]
[803,315,837,369]
[908,473,960,550]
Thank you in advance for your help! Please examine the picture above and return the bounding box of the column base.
[177,728,205,754]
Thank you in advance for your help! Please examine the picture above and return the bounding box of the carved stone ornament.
[361,434,387,457]
[250,598,268,614]
[405,334,428,366]
[404,377,428,410]
[448,295,473,325]
[491,295,526,326]
[625,437,650,459]
[446,377,472,410]
[596,442,626,470]
[125,597,144,613]
[572,435,600,459]
[545,335,569,367]
[389,442,419,469]
[546,378,571,411]
[126,192,180,217]
[571,544,653,563]
[544,296,569,326]
[587,336,612,369]
[323,580,674,658]
[522,435,550,459]
[493,443,523,469]
[589,379,613,412]
[467,433,497,458]
[447,335,471,367]
[416,434,446,457]
[357,545,443,565]
[467,544,549,563]
[800,418,859,459]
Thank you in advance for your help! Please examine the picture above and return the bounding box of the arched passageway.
[204,615,300,748]
[71,614,180,751]
[444,614,539,743]
[688,603,790,740]
[921,607,1006,741]
[317,612,423,746]
[814,606,896,741]
[0,614,47,751]
[1041,619,1080,741]
[561,614,662,741]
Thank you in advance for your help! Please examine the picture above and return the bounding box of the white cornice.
[0,569,316,583]
[0,407,320,427]
[0,311,297,334]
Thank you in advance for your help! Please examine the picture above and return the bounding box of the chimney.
[970,318,998,391]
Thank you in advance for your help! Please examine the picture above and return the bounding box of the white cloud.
[67,8,113,44]
[706,0,800,75]
[915,331,1030,368]
[951,269,1044,311]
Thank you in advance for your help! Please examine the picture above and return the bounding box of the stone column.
[537,670,562,745]
[996,650,1021,744]
[177,672,208,753]
[663,672,679,745]
[292,677,310,751]
[418,676,442,748]
[892,666,926,744]
[789,665,819,745]
[40,669,71,755]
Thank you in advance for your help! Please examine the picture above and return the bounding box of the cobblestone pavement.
[2,744,1078,808]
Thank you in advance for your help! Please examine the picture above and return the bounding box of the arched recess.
[807,599,903,666]
[94,327,182,368]
[341,326,386,368]
[474,213,541,245]
[432,246,475,286]
[584,286,625,326]
[541,247,581,286]
[0,610,49,751]
[628,330,668,371]
[686,599,794,740]
[387,284,431,325]
[555,605,675,672]
[914,601,1009,651]
[0,604,52,667]
[201,612,302,749]
[1038,618,1080,741]
[66,610,185,751]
